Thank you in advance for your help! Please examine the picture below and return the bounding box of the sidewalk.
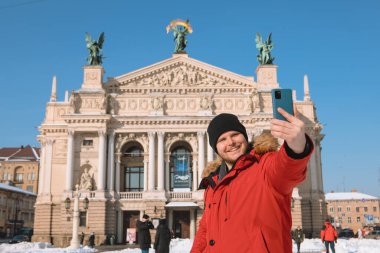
[95,243,140,252]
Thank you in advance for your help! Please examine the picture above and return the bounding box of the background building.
[0,145,40,194]
[326,190,380,232]
[33,51,325,246]
[0,182,36,238]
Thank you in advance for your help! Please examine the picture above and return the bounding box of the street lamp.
[65,184,89,249]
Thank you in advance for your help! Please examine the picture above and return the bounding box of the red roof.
[0,145,40,161]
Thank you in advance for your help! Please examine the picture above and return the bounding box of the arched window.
[170,147,193,191]
[123,146,144,192]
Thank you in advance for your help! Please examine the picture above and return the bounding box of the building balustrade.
[119,192,143,199]
[169,191,192,200]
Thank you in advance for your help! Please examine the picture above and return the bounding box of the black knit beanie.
[207,113,248,154]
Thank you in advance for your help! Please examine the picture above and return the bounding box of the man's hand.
[271,107,306,153]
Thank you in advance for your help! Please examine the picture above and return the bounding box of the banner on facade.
[173,154,191,189]
[126,228,136,244]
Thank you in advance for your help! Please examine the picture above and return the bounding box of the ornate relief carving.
[69,91,80,113]
[129,65,232,88]
[115,133,148,153]
[199,95,213,110]
[53,139,67,158]
[165,133,198,153]
[151,97,164,110]
[249,89,260,113]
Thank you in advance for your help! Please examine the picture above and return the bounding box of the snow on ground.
[1,238,380,253]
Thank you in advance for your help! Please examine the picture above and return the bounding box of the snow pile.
[1,238,380,253]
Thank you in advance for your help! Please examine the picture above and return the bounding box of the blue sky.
[0,0,379,196]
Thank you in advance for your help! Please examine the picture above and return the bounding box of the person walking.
[137,214,154,253]
[293,226,304,253]
[154,219,171,253]
[191,109,313,253]
[88,232,95,248]
[79,232,85,246]
[357,227,363,239]
[321,220,337,253]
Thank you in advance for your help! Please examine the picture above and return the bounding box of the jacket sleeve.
[261,134,314,195]
[190,188,209,253]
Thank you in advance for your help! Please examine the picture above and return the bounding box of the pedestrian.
[190,109,313,253]
[88,232,95,248]
[137,214,154,253]
[321,220,337,253]
[357,228,362,239]
[154,218,171,253]
[293,226,304,253]
[79,232,85,246]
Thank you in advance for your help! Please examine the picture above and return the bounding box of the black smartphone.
[271,89,294,121]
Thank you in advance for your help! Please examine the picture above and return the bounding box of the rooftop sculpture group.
[85,32,105,65]
[167,19,193,53]
[255,32,275,65]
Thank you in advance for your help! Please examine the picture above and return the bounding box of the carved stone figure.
[79,168,93,191]
[255,32,275,65]
[250,89,260,113]
[69,91,79,113]
[151,97,163,110]
[85,32,105,65]
[200,96,213,110]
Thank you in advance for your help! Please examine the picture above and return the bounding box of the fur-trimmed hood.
[201,132,279,179]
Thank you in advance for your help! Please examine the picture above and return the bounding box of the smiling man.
[191,110,313,253]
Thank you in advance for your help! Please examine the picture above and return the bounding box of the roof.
[325,192,378,201]
[0,145,40,161]
[0,183,37,196]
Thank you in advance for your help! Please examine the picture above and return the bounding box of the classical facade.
[0,145,40,194]
[34,53,325,246]
[326,191,380,232]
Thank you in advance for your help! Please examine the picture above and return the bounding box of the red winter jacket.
[191,134,313,253]
[322,222,337,242]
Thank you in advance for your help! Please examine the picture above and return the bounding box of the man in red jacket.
[321,220,337,253]
[191,108,313,253]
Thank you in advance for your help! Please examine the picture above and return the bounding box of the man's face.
[216,130,248,168]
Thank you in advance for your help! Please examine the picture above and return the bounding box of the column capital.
[98,129,107,136]
[46,139,55,145]
[157,131,165,138]
[148,132,156,139]
[115,153,122,161]
[108,129,115,137]
[197,131,205,138]
[68,129,75,136]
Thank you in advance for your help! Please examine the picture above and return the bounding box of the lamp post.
[65,184,89,249]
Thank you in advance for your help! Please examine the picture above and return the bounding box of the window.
[79,211,87,227]
[82,139,93,146]
[31,172,35,180]
[364,207,368,212]
[356,207,360,212]
[374,206,377,212]
[26,186,33,193]
[123,146,144,192]
[338,217,342,224]
[337,207,342,212]
[347,206,351,212]
[348,217,351,223]
[329,207,334,213]
[15,173,23,182]
[357,217,361,222]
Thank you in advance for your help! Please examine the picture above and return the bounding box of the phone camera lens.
[275,91,281,99]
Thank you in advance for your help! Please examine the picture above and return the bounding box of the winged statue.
[255,32,275,65]
[167,19,193,53]
[85,32,105,65]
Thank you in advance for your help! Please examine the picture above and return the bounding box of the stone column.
[157,132,165,191]
[165,155,170,191]
[143,159,148,191]
[98,130,107,191]
[65,130,74,191]
[117,210,123,243]
[148,132,156,191]
[192,159,198,191]
[37,140,46,195]
[207,134,214,162]
[197,132,205,185]
[43,139,54,194]
[309,136,318,191]
[107,131,115,191]
[190,208,196,239]
[115,154,121,192]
